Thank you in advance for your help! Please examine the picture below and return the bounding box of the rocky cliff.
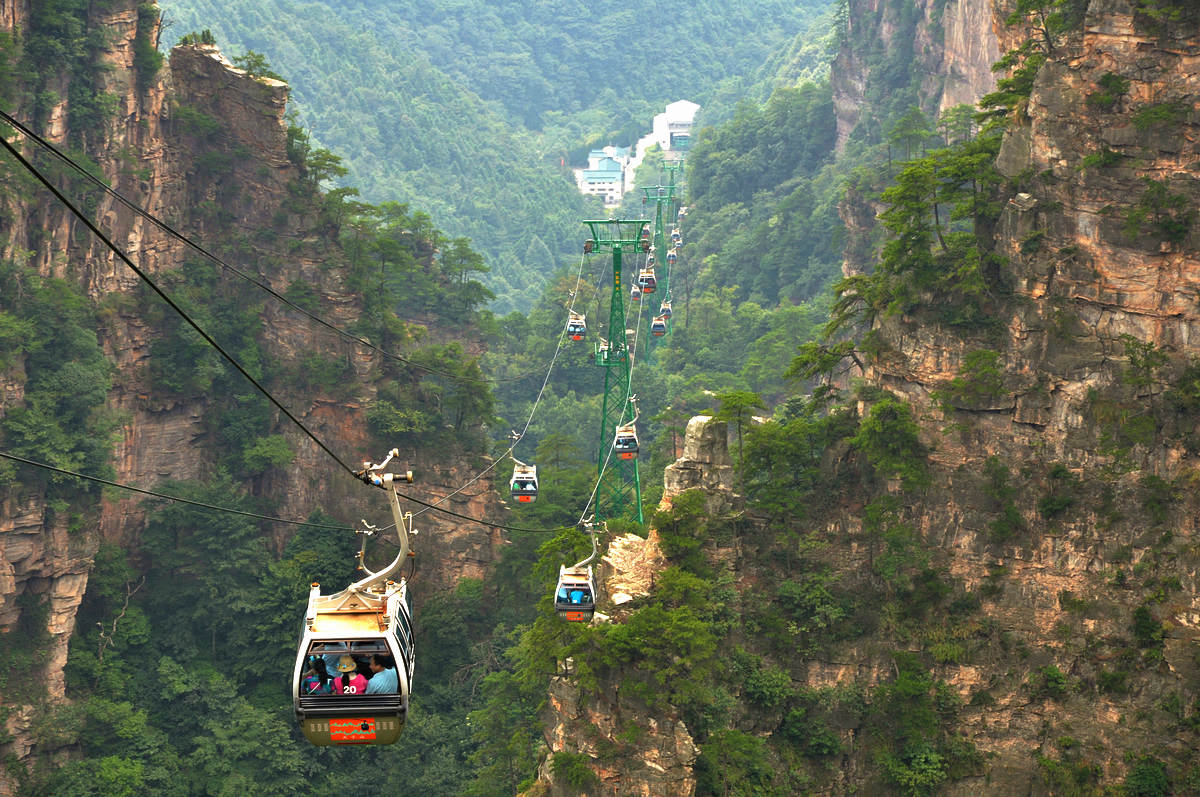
[534,2,1200,794]
[529,416,733,797]
[831,0,1009,153]
[857,0,1200,786]
[0,2,499,788]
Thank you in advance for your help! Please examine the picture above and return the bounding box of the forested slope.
[159,0,836,312]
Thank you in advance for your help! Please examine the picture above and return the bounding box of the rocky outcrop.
[661,415,740,515]
[831,0,1005,152]
[851,0,1200,788]
[536,666,698,797]
[530,416,734,796]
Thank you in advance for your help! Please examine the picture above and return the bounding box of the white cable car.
[630,284,642,302]
[666,250,677,266]
[651,315,667,337]
[659,299,672,319]
[614,422,639,460]
[646,254,656,267]
[566,311,586,341]
[293,453,415,746]
[638,267,657,294]
[510,462,539,503]
[554,565,596,622]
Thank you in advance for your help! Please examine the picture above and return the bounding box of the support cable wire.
[412,249,592,519]
[0,109,540,386]
[0,133,364,479]
[0,451,354,529]
[0,134,572,537]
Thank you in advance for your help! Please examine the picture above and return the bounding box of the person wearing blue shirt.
[365,653,398,694]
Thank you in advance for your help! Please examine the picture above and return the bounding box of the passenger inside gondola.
[334,655,368,694]
[302,657,331,694]
[555,585,592,604]
[366,654,398,694]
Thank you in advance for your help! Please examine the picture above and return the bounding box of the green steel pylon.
[583,219,647,525]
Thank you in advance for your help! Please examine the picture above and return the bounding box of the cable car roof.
[310,612,389,634]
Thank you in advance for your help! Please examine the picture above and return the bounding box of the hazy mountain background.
[159,0,837,311]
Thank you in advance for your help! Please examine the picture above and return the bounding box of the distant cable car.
[554,565,596,622]
[510,462,539,503]
[666,250,677,266]
[584,239,595,253]
[293,452,415,747]
[646,254,656,267]
[659,299,672,319]
[651,315,667,337]
[566,311,586,341]
[614,422,639,460]
[638,267,657,294]
[639,229,651,252]
[630,284,642,302]
[671,231,682,246]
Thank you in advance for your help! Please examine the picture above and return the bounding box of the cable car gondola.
[666,250,677,266]
[554,564,596,622]
[293,452,415,746]
[510,462,539,503]
[651,315,667,337]
[614,422,639,460]
[659,299,672,319]
[566,311,586,341]
[630,284,642,302]
[638,268,657,294]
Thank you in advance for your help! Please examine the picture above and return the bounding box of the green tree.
[713,390,765,471]
[850,395,929,489]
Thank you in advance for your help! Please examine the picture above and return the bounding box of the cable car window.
[395,606,412,640]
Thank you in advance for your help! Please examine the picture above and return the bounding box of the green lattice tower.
[640,184,678,355]
[583,219,647,524]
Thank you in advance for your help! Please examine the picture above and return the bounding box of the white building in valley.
[576,145,631,207]
[574,101,699,207]
[651,99,699,155]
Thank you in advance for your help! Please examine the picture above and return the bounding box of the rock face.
[0,2,500,789]
[530,418,730,797]
[848,0,1200,789]
[661,415,740,515]
[536,668,699,797]
[831,0,1006,153]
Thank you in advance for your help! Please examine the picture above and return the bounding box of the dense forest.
[159,0,837,311]
[4,0,1200,794]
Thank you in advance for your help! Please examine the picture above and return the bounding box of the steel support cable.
[0,135,570,536]
[412,249,592,519]
[0,133,368,480]
[0,109,541,386]
[0,451,354,529]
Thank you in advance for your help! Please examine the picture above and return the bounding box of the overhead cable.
[0,134,571,536]
[0,451,353,529]
[0,108,539,386]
